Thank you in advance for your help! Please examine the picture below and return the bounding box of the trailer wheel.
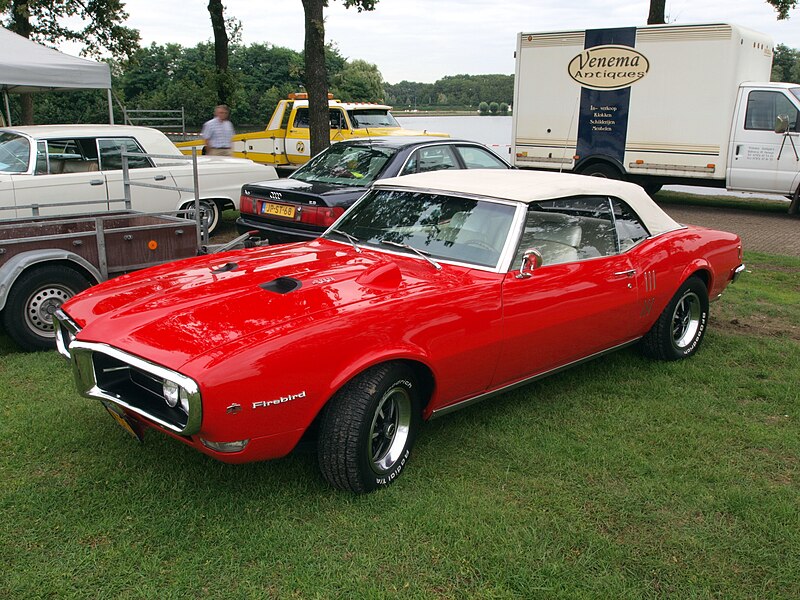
[181,199,221,235]
[579,163,621,179]
[3,265,91,351]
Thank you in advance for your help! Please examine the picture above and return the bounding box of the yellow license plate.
[262,202,296,218]
[102,401,144,442]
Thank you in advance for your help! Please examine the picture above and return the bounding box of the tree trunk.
[647,0,666,24]
[10,0,35,124]
[302,0,331,157]
[207,0,230,104]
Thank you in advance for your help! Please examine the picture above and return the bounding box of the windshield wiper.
[328,228,361,253]
[380,239,441,271]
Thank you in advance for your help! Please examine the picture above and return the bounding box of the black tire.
[181,199,221,235]
[640,277,709,361]
[3,265,91,351]
[579,162,621,179]
[318,362,422,493]
[789,184,799,215]
[643,183,663,197]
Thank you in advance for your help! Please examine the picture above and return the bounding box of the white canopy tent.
[0,26,113,126]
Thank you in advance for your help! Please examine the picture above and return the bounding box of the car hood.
[63,239,432,370]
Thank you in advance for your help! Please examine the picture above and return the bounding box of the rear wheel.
[579,162,621,179]
[640,277,709,361]
[318,363,422,493]
[3,265,91,351]
[642,183,663,196]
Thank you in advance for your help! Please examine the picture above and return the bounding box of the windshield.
[325,189,516,268]
[0,132,31,173]
[290,144,395,187]
[347,109,400,129]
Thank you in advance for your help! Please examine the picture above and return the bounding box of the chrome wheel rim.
[24,284,74,337]
[369,385,412,474]
[671,291,702,349]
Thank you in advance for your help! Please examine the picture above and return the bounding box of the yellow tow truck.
[176,93,448,167]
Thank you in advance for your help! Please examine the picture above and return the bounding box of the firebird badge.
[226,403,242,415]
[253,391,306,409]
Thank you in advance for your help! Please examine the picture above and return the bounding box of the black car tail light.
[299,206,345,227]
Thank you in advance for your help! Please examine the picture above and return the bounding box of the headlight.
[163,380,180,407]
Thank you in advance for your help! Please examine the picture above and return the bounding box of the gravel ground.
[657,202,800,257]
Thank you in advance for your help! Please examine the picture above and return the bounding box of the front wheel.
[640,277,709,361]
[318,363,422,493]
[2,265,92,351]
[181,199,221,235]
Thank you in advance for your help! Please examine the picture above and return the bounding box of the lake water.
[398,115,788,202]
[396,115,513,159]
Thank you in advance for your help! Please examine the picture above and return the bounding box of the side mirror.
[775,114,789,134]
[515,248,544,279]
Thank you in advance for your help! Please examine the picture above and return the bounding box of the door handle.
[154,174,167,181]
[89,179,104,186]
[613,269,637,278]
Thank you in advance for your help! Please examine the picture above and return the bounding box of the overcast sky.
[122,0,799,83]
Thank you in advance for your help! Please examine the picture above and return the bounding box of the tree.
[331,59,385,101]
[300,0,378,157]
[207,0,231,104]
[766,0,798,18]
[649,0,796,24]
[647,0,666,24]
[478,101,489,115]
[1,0,140,123]
[772,44,800,83]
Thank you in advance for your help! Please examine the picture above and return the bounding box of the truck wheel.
[181,199,221,235]
[789,185,799,215]
[579,163,621,179]
[640,277,709,361]
[3,265,91,351]
[318,363,422,493]
[643,183,663,196]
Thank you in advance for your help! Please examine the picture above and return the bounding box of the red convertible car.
[55,170,744,493]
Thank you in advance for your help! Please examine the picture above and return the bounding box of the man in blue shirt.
[201,105,235,156]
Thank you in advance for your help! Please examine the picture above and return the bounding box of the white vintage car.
[0,125,277,233]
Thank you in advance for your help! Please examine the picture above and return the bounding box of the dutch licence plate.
[102,401,144,442]
[262,202,296,219]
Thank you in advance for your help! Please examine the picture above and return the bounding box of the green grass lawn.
[1,252,798,599]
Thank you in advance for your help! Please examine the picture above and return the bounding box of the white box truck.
[511,23,800,211]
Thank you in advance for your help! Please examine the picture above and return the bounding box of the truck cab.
[728,82,800,196]
[176,93,448,168]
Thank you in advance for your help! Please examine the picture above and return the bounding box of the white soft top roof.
[0,27,111,92]
[374,169,682,236]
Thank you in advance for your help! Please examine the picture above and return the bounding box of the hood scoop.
[356,262,402,290]
[260,276,302,295]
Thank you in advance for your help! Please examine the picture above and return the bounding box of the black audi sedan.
[236,137,511,244]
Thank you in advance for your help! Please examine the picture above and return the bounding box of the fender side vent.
[260,277,302,294]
